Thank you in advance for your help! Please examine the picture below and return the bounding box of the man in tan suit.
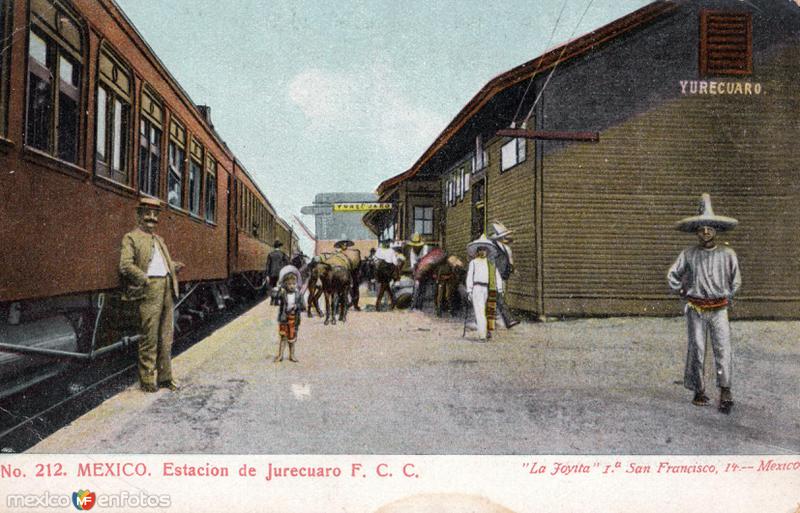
[119,197,183,393]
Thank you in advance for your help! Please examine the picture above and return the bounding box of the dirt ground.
[31,289,800,454]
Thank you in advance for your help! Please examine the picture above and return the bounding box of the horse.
[407,248,465,315]
[432,255,466,316]
[300,261,324,318]
[311,253,353,325]
[339,248,363,311]
[373,259,400,311]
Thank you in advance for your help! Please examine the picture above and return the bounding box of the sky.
[115,0,652,248]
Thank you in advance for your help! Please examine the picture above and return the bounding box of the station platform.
[27,293,800,454]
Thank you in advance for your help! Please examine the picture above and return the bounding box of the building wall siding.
[485,138,537,312]
[442,175,472,265]
[541,41,800,318]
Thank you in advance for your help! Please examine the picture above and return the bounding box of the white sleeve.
[466,260,475,293]
[496,267,504,293]
[729,251,742,297]
[667,251,687,293]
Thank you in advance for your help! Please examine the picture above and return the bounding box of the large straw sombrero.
[466,234,498,258]
[278,265,302,285]
[406,233,425,248]
[489,221,512,240]
[676,193,738,232]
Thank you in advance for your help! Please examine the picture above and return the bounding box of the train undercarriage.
[0,272,267,400]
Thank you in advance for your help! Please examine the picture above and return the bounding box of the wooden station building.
[365,0,800,319]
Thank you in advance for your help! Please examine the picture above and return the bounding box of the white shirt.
[375,247,398,266]
[667,245,741,299]
[147,240,169,277]
[286,292,297,312]
[466,257,503,294]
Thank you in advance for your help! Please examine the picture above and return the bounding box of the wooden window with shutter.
[700,10,752,77]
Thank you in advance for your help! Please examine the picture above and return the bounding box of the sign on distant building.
[332,202,392,212]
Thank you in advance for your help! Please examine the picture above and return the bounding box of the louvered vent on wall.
[700,10,752,76]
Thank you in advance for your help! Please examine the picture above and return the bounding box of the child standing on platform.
[274,265,305,363]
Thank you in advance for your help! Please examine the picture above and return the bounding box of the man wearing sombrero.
[266,240,289,305]
[667,193,741,414]
[406,233,431,311]
[466,234,504,341]
[489,221,519,329]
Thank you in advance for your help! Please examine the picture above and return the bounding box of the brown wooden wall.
[541,45,800,318]
[442,161,474,264]
[485,137,537,312]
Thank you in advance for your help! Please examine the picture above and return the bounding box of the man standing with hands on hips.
[120,197,184,393]
[668,193,741,414]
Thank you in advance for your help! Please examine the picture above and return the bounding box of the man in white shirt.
[466,235,503,341]
[667,194,741,414]
[374,241,400,311]
[407,233,431,311]
[119,197,184,392]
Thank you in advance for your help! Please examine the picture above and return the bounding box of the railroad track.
[0,298,260,453]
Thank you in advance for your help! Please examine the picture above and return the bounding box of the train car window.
[0,0,9,136]
[261,206,267,241]
[188,137,204,217]
[205,156,217,223]
[138,87,163,197]
[240,183,245,230]
[95,46,131,184]
[26,0,83,164]
[246,189,251,234]
[168,120,186,208]
[236,181,242,228]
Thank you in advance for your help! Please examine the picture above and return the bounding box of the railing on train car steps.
[0,294,142,361]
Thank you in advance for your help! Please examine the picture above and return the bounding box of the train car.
[231,158,285,290]
[275,217,296,257]
[0,0,288,397]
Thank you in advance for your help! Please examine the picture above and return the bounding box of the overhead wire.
[522,0,597,127]
[510,0,570,127]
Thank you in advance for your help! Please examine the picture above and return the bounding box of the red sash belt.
[687,297,728,310]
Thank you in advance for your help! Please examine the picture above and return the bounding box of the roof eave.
[376,0,682,195]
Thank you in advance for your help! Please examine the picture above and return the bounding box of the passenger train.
[0,0,297,397]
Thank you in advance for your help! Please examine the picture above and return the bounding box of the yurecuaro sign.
[332,202,392,212]
[679,80,763,96]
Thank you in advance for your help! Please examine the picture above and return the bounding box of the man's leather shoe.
[158,380,180,392]
[140,383,157,393]
[692,391,710,406]
[507,320,520,329]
